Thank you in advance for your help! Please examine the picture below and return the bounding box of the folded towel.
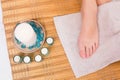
[54,1,120,78]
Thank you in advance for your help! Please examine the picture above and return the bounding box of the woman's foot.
[78,0,111,58]
[79,0,98,58]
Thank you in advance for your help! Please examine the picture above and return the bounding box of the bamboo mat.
[1,0,120,80]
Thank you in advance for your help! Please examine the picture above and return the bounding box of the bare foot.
[78,0,98,58]
[79,21,99,58]
[79,0,111,58]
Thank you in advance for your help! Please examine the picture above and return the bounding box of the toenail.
[81,54,86,58]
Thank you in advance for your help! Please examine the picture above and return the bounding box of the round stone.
[21,44,26,49]
[36,43,41,48]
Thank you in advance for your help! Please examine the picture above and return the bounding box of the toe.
[80,50,86,58]
[92,42,99,54]
[79,45,86,58]
[95,42,98,50]
[86,47,93,58]
[85,47,90,58]
[92,44,96,53]
[89,47,93,57]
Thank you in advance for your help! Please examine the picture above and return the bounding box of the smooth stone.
[29,21,36,27]
[28,45,34,50]
[21,44,26,48]
[40,33,44,38]
[36,43,41,48]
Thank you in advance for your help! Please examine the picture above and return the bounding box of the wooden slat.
[1,0,120,80]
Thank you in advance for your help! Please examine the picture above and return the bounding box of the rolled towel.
[14,22,37,47]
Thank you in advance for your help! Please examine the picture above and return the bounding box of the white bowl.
[13,20,46,53]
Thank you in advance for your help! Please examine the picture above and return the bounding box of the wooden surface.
[1,0,120,80]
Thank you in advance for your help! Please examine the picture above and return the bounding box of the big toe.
[80,50,86,58]
[79,46,86,58]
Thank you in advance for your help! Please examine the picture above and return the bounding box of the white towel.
[54,1,120,78]
[0,2,13,80]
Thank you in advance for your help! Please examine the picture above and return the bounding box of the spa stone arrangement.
[13,20,54,64]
